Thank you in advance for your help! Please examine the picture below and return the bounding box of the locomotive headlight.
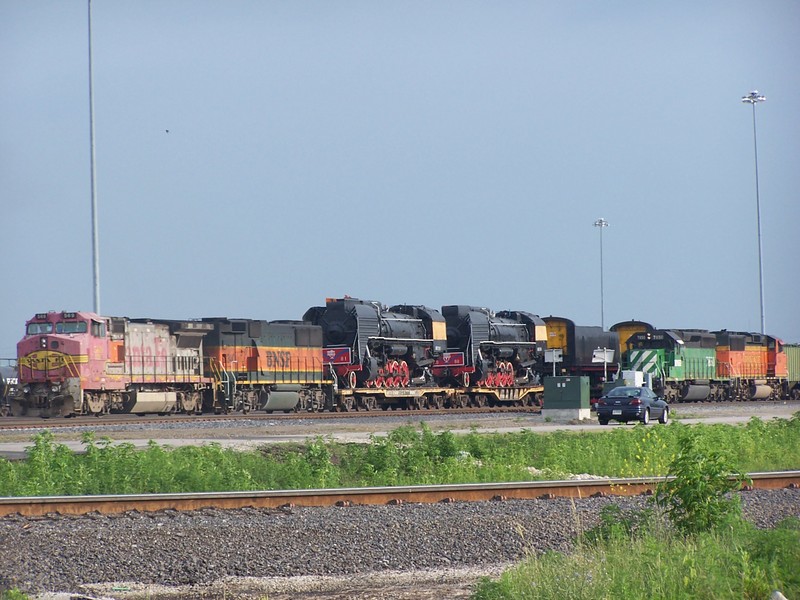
[23,385,30,394]
[51,385,60,393]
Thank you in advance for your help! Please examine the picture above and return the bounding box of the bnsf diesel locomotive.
[7,300,800,417]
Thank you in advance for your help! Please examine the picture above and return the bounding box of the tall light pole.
[88,0,100,314]
[593,218,609,330]
[742,90,766,335]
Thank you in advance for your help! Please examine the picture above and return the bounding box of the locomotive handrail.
[367,336,437,345]
[61,354,80,378]
[479,340,541,347]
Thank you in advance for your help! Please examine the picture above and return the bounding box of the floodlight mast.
[88,0,100,314]
[593,218,609,331]
[741,90,766,335]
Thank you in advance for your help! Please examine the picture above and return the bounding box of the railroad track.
[0,406,539,431]
[2,471,798,518]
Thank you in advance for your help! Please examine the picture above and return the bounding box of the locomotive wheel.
[504,362,514,387]
[85,394,105,415]
[400,361,410,387]
[348,371,357,389]
[181,392,200,414]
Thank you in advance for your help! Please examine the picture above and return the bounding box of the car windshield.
[607,388,641,398]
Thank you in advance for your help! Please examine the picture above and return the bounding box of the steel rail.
[1,471,798,518]
[0,406,539,431]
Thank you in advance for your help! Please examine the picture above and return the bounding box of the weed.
[654,434,749,534]
[1,417,799,496]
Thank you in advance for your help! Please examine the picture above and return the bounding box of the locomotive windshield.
[26,322,53,335]
[55,321,88,334]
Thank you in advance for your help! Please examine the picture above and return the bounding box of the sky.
[2,1,799,358]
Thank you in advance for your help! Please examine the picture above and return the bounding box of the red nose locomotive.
[15,311,214,417]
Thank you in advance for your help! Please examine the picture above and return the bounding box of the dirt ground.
[80,566,512,600]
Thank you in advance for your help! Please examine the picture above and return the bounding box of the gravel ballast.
[1,489,798,599]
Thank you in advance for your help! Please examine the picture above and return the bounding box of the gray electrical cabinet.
[544,376,590,409]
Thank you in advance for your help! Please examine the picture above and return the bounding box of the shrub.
[654,434,750,534]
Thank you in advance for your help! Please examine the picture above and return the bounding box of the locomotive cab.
[16,311,108,417]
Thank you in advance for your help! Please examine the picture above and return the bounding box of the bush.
[654,434,750,534]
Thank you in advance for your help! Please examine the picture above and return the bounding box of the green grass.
[471,425,800,599]
[1,413,799,497]
[471,517,800,599]
[2,416,799,599]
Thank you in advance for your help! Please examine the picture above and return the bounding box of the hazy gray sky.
[2,1,799,357]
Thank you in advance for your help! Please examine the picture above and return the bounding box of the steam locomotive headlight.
[23,385,30,394]
[51,384,60,393]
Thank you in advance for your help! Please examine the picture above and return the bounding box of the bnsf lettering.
[265,351,292,368]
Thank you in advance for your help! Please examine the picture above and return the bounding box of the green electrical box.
[544,376,590,409]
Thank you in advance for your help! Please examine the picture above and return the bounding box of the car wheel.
[658,407,669,424]
[599,418,609,425]
[641,408,650,425]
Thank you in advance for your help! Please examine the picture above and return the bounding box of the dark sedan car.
[596,386,669,425]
